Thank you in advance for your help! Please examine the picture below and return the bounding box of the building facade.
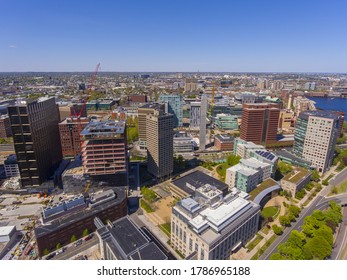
[0,114,12,138]
[240,103,280,145]
[214,134,234,151]
[159,94,183,127]
[59,117,90,159]
[146,110,174,179]
[214,114,238,130]
[173,132,194,153]
[171,187,260,260]
[137,103,165,149]
[293,111,339,173]
[7,98,62,188]
[80,121,128,182]
[4,154,20,178]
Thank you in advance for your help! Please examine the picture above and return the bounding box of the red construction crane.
[70,63,101,158]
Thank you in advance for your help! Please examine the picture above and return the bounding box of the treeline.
[270,201,342,260]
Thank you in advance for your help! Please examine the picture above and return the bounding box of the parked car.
[75,240,82,247]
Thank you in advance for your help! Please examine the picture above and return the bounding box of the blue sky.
[1,0,347,72]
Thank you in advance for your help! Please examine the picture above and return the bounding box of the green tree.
[56,243,61,250]
[226,154,241,166]
[43,248,50,256]
[311,169,320,182]
[288,205,301,217]
[272,224,283,235]
[70,235,77,243]
[313,225,333,246]
[287,230,306,249]
[277,161,293,175]
[141,186,157,203]
[270,252,285,260]
[82,228,89,237]
[303,236,332,260]
[279,215,291,227]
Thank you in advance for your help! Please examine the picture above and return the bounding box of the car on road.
[45,253,55,260]
[56,248,65,255]
[74,240,82,247]
[84,234,93,241]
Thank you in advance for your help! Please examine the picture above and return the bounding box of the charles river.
[308,97,347,116]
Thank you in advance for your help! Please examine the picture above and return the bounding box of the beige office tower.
[146,110,174,179]
[137,103,165,149]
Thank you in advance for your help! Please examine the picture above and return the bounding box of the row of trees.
[278,205,301,227]
[271,201,342,260]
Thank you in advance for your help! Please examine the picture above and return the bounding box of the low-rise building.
[4,154,19,178]
[95,216,167,260]
[249,150,278,176]
[234,138,265,159]
[171,186,260,260]
[214,114,238,130]
[214,134,234,151]
[280,168,311,197]
[173,131,194,153]
[226,158,271,193]
[35,188,127,256]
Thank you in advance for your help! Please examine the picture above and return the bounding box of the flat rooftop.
[282,168,311,184]
[172,170,228,195]
[0,225,15,237]
[215,134,234,143]
[299,110,339,120]
[81,120,125,135]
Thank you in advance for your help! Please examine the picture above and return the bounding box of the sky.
[1,0,347,72]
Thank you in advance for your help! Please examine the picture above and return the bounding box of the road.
[260,193,347,260]
[50,238,98,260]
[331,206,347,260]
[329,168,347,187]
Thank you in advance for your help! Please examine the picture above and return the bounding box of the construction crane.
[84,181,91,193]
[70,63,101,158]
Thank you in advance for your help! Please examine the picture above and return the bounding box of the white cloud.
[8,45,17,48]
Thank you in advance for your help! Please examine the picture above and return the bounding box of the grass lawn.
[140,199,154,213]
[246,234,263,251]
[261,226,271,235]
[159,223,171,237]
[331,179,347,195]
[251,235,277,260]
[261,206,280,219]
[216,163,229,179]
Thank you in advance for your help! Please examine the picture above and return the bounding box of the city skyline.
[1,0,347,72]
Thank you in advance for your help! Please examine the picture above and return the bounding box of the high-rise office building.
[199,95,207,151]
[293,111,340,173]
[240,103,280,145]
[137,103,165,149]
[146,110,174,179]
[159,94,183,127]
[7,98,62,188]
[80,120,128,184]
[59,117,90,159]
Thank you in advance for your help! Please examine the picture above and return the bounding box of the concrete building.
[214,114,238,130]
[159,94,183,127]
[137,103,165,149]
[225,158,271,193]
[58,103,87,121]
[80,121,128,183]
[0,114,12,138]
[184,78,198,92]
[293,96,316,117]
[59,117,90,159]
[249,150,278,176]
[146,110,174,179]
[173,131,194,153]
[171,187,260,260]
[280,168,311,197]
[278,109,293,131]
[240,103,280,145]
[214,134,234,151]
[35,188,127,257]
[95,216,167,260]
[233,138,265,159]
[0,226,16,243]
[127,95,148,104]
[4,154,19,178]
[8,97,62,188]
[293,111,340,173]
[199,96,208,151]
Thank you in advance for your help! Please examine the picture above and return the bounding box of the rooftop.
[215,134,234,142]
[282,168,311,184]
[249,178,278,201]
[299,110,339,120]
[172,170,228,196]
[0,225,16,237]
[81,120,125,136]
[254,150,278,162]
